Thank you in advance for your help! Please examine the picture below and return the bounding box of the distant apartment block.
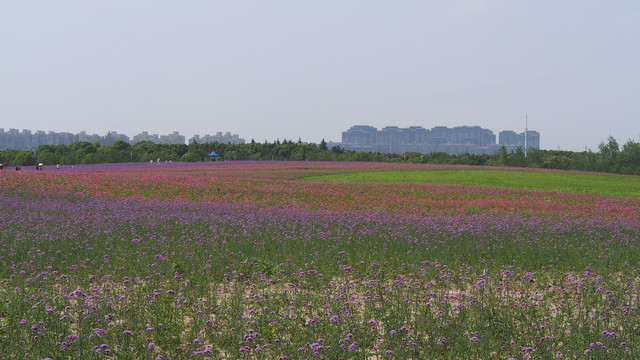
[498,130,540,152]
[341,125,539,155]
[0,128,130,150]
[102,131,131,146]
[189,132,245,145]
[132,131,186,145]
[77,131,102,143]
[132,131,158,143]
[0,128,245,150]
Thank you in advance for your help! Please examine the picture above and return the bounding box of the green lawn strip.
[302,168,640,198]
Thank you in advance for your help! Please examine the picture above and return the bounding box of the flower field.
[1,161,639,359]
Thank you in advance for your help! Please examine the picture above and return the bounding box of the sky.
[1,1,638,151]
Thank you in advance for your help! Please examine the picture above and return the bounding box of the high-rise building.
[189,132,245,144]
[499,130,540,152]
[132,131,159,143]
[342,125,539,155]
[159,131,185,145]
[340,125,377,152]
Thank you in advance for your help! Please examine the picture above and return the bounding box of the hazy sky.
[1,1,638,151]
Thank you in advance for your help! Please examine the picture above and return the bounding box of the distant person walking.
[0,163,4,171]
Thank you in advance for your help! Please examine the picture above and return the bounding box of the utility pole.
[524,114,528,157]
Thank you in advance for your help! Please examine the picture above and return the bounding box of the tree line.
[1,136,639,175]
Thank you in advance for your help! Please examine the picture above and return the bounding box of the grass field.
[1,162,639,359]
[304,167,640,198]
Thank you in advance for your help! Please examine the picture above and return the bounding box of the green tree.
[68,142,98,163]
[0,149,19,165]
[36,149,60,165]
[508,147,527,167]
[110,140,132,152]
[498,145,508,166]
[525,148,544,168]
[132,141,159,162]
[543,154,571,170]
[620,139,640,174]
[598,136,620,172]
[180,152,201,162]
[12,151,35,166]
[225,150,239,160]
[424,152,451,164]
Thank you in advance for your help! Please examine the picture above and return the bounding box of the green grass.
[303,168,640,197]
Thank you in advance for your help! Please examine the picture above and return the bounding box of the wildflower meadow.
[1,161,639,359]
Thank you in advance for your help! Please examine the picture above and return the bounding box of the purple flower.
[123,330,133,335]
[148,342,155,349]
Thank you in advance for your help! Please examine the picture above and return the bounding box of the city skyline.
[0,128,245,151]
[2,125,539,156]
[0,118,628,152]
[341,125,539,155]
[2,2,638,152]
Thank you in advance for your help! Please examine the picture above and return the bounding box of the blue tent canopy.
[206,151,221,157]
